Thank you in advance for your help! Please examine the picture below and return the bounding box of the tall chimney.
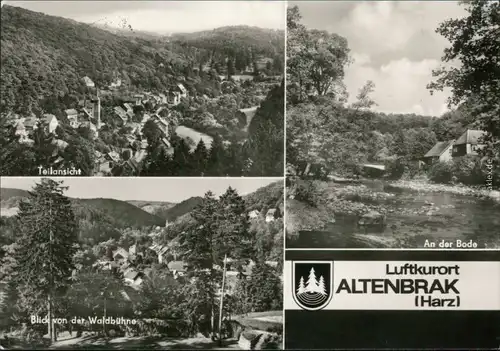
[96,88,101,130]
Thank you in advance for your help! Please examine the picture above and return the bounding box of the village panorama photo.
[0,177,284,349]
[0,0,285,177]
[286,1,500,249]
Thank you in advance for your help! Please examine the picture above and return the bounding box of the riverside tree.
[428,0,500,158]
[14,178,78,342]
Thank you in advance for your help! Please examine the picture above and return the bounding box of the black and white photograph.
[286,1,500,249]
[0,177,284,349]
[0,1,285,177]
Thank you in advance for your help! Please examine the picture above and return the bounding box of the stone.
[358,210,386,227]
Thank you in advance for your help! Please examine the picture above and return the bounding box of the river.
[288,179,500,249]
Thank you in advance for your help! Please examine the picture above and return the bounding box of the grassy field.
[233,311,282,333]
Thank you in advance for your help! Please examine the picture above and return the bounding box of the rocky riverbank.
[388,180,500,202]
[287,178,500,249]
[286,181,395,247]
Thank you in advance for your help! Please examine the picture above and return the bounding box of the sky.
[4,1,286,32]
[1,177,282,203]
[290,1,467,116]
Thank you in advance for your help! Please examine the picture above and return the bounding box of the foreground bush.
[428,161,454,184]
[288,178,320,207]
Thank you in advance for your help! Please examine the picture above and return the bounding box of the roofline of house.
[423,139,455,157]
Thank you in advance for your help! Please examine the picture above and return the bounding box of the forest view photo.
[286,1,500,249]
[0,1,285,177]
[0,177,284,349]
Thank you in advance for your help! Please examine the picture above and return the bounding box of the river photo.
[285,0,500,252]
[286,179,500,249]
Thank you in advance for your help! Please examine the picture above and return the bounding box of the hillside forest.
[0,6,284,177]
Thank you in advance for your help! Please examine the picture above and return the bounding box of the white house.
[452,129,487,157]
[176,83,188,99]
[167,91,181,106]
[134,94,144,106]
[13,121,33,144]
[109,78,122,89]
[423,140,455,165]
[152,114,169,136]
[158,93,167,104]
[124,269,143,289]
[149,243,169,264]
[129,244,137,256]
[114,106,128,124]
[248,210,261,220]
[113,248,129,262]
[167,261,187,278]
[82,76,95,88]
[265,209,278,223]
[65,109,79,128]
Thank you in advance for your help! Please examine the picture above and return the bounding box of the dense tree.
[287,6,350,100]
[246,83,285,176]
[251,264,282,312]
[216,187,251,263]
[240,262,282,313]
[191,139,209,175]
[171,139,192,176]
[227,58,236,79]
[179,191,219,335]
[0,118,38,176]
[135,269,183,320]
[13,178,78,342]
[206,134,226,176]
[428,0,500,157]
[64,269,131,335]
[142,145,172,176]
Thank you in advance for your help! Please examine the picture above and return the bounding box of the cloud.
[291,1,466,115]
[345,56,451,115]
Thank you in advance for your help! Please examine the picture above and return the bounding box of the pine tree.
[246,261,282,312]
[180,191,219,334]
[192,139,209,175]
[305,268,319,293]
[297,276,306,294]
[32,121,56,167]
[215,187,251,263]
[253,62,259,76]
[227,58,235,79]
[143,145,172,176]
[225,138,244,176]
[172,139,192,176]
[318,276,326,296]
[0,279,22,331]
[206,134,225,176]
[14,178,78,343]
[246,83,284,176]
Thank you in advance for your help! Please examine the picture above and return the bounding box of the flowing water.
[289,180,500,249]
